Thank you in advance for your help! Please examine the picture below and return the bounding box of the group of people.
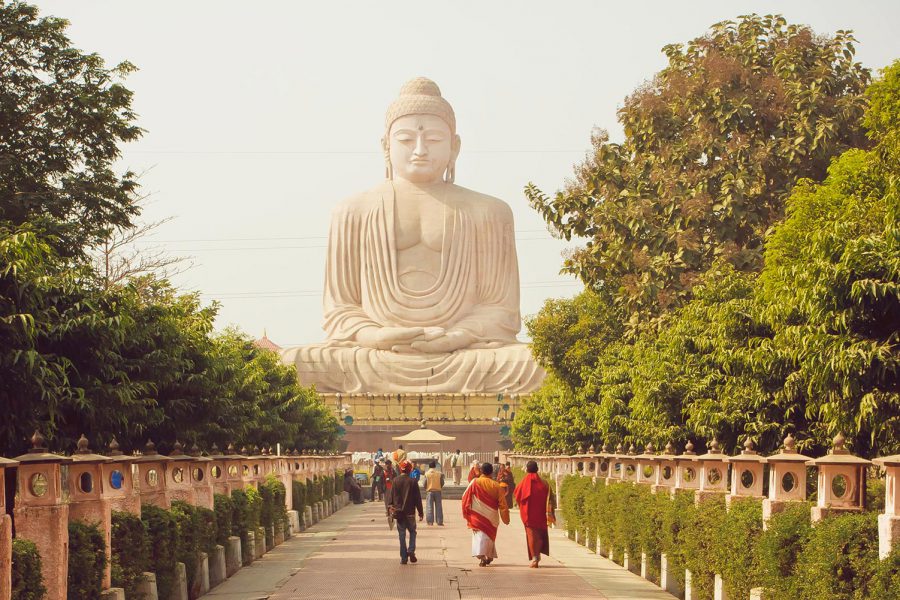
[381,452,555,569]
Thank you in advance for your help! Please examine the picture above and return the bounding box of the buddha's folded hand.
[356,326,426,350]
[409,329,475,354]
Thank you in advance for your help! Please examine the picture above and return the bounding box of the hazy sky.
[31,1,900,346]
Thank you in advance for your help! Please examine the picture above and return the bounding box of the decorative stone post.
[0,456,19,600]
[674,441,700,491]
[102,438,139,515]
[224,445,247,494]
[726,439,765,507]
[808,433,871,522]
[133,439,172,508]
[68,435,115,588]
[653,442,677,494]
[166,441,195,504]
[696,439,728,503]
[208,444,229,497]
[188,443,214,509]
[635,443,658,486]
[873,453,900,559]
[12,432,71,600]
[594,444,611,482]
[761,434,811,523]
[621,444,639,484]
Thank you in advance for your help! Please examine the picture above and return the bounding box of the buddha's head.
[383,77,461,184]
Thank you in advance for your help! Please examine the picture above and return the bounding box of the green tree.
[527,14,869,321]
[0,1,142,254]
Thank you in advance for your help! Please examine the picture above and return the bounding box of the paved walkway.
[208,499,674,599]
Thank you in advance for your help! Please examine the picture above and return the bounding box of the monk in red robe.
[513,460,555,568]
[461,462,510,566]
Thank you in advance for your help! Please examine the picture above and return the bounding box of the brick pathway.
[251,499,674,600]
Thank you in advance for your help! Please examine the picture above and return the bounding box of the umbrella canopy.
[392,420,456,443]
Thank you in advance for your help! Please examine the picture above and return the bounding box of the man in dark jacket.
[387,460,424,564]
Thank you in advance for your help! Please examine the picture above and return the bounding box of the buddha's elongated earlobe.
[382,136,393,180]
[444,162,456,183]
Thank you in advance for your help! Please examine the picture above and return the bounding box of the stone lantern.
[187,443,214,509]
[13,431,72,600]
[635,443,659,486]
[696,438,729,501]
[68,435,114,588]
[873,453,900,559]
[224,444,247,494]
[102,438,139,515]
[132,439,172,508]
[653,442,678,494]
[243,446,265,487]
[166,441,195,504]
[0,455,19,600]
[808,433,872,522]
[620,444,639,484]
[762,434,811,523]
[674,441,700,491]
[207,443,229,496]
[594,443,611,482]
[726,439,766,507]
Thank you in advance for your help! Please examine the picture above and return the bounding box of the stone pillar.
[873,453,900,559]
[133,440,173,509]
[660,553,683,597]
[225,536,242,576]
[695,438,728,504]
[224,445,247,495]
[67,435,114,588]
[12,432,70,600]
[208,545,226,588]
[653,442,677,494]
[166,441,195,505]
[0,457,19,600]
[762,434,811,525]
[725,439,765,508]
[808,433,871,523]
[635,443,658,487]
[207,445,229,497]
[674,441,700,493]
[186,444,214,510]
[102,438,140,515]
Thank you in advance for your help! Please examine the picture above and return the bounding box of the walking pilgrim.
[461,462,510,566]
[513,460,556,568]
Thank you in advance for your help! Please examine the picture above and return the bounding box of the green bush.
[196,506,218,554]
[867,477,886,512]
[793,512,880,600]
[170,501,202,590]
[111,511,148,599]
[292,479,306,512]
[141,504,178,600]
[213,493,234,546]
[677,495,726,600]
[659,489,694,589]
[259,480,275,547]
[11,538,45,600]
[871,546,900,600]
[231,486,262,564]
[712,498,763,599]
[67,520,107,600]
[754,502,812,600]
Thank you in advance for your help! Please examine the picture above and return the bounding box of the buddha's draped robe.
[281,181,545,393]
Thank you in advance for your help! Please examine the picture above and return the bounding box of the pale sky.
[32,1,900,346]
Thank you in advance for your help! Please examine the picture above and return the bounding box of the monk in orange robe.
[513,460,555,568]
[461,462,509,566]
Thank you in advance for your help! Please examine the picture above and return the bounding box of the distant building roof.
[253,331,282,352]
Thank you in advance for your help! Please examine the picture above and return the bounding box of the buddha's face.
[387,114,459,184]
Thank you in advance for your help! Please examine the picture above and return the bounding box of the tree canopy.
[515,19,898,458]
[527,14,870,322]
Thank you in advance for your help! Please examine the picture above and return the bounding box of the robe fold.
[462,475,510,558]
[282,181,545,393]
[514,473,553,559]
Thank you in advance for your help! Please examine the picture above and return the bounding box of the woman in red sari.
[513,460,555,568]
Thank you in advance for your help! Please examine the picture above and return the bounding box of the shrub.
[11,538,45,600]
[231,486,262,564]
[170,501,202,590]
[213,493,234,546]
[111,511,148,599]
[659,489,693,589]
[866,477,886,512]
[871,546,900,600]
[712,498,763,599]
[259,480,275,547]
[636,486,667,583]
[754,502,812,600]
[196,506,218,554]
[141,504,178,599]
[67,520,107,600]
[792,512,880,600]
[677,494,726,600]
[292,479,306,512]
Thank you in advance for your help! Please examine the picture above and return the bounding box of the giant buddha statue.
[281,77,545,394]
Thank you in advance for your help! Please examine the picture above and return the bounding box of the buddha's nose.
[413,136,428,157]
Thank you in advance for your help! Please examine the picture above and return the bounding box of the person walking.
[383,459,396,508]
[393,444,407,464]
[424,461,445,526]
[467,460,481,482]
[497,462,516,508]
[387,460,423,565]
[513,460,556,568]
[450,449,462,485]
[371,461,385,501]
[461,462,510,567]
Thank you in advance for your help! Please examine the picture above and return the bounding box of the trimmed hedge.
[292,479,306,512]
[214,493,234,546]
[66,520,106,600]
[559,474,891,600]
[111,511,148,599]
[231,486,262,564]
[141,504,178,600]
[11,538,45,600]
